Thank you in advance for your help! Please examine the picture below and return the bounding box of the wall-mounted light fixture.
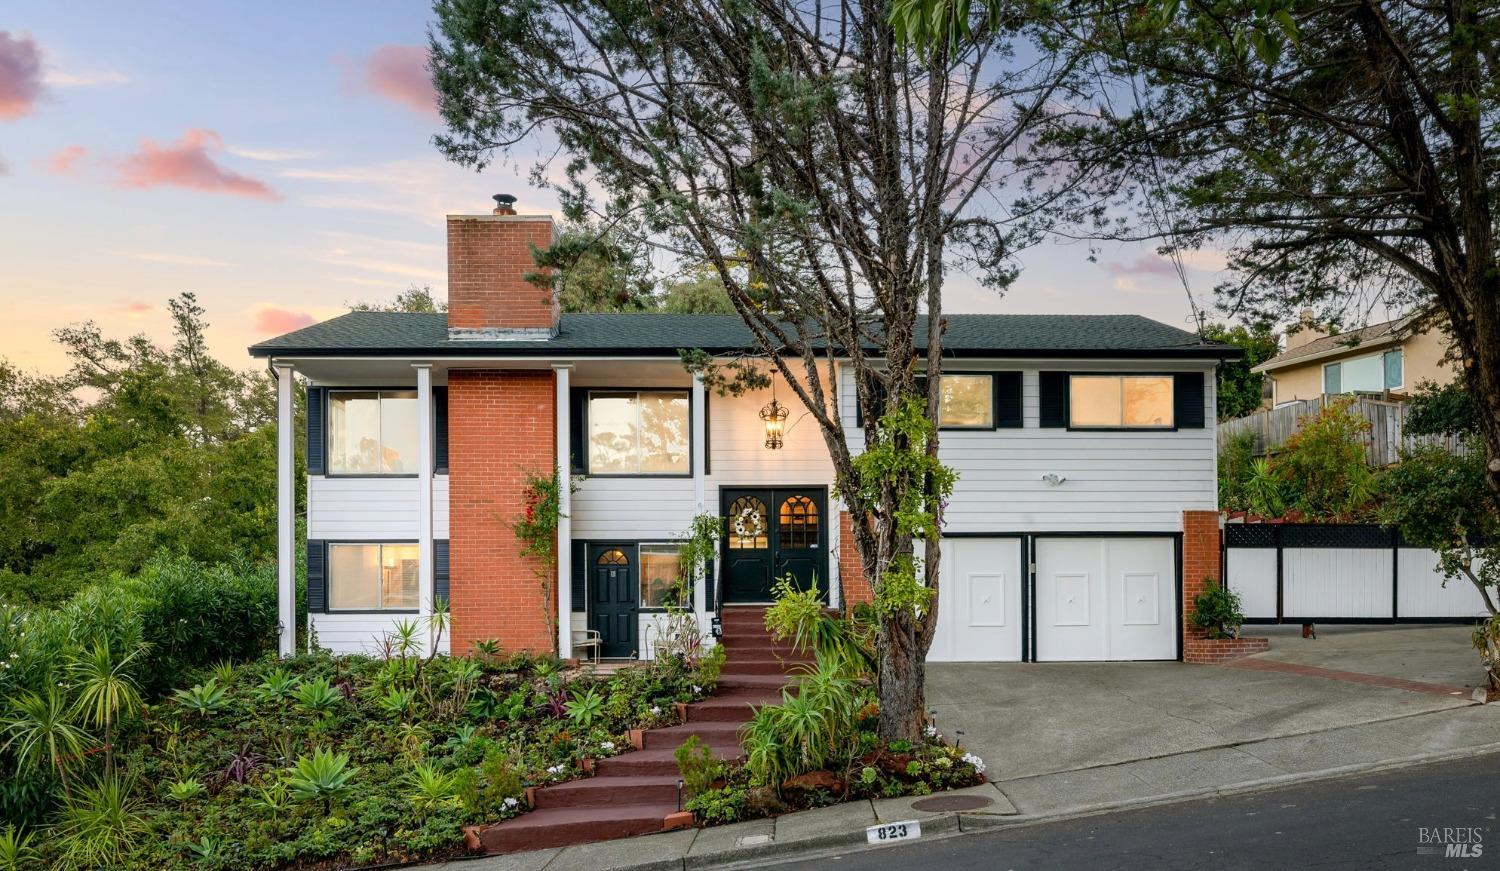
[1041,473,1067,486]
[760,398,788,449]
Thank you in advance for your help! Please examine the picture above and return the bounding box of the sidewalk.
[421,703,1500,871]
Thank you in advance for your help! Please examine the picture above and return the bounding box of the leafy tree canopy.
[1201,322,1278,420]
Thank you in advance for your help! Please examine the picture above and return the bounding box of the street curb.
[547,742,1500,871]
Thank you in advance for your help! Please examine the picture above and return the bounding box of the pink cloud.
[342,44,436,117]
[254,307,316,334]
[1106,254,1181,279]
[0,32,44,120]
[118,300,152,314]
[116,129,279,199]
[47,144,87,175]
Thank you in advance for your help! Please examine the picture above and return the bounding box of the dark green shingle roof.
[249,311,1238,359]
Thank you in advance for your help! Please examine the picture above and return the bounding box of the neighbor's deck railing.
[1218,395,1471,467]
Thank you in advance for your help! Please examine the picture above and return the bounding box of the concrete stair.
[470,606,799,855]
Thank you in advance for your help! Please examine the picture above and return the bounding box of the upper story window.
[327,542,418,611]
[587,390,690,475]
[1323,348,1403,395]
[328,390,419,474]
[1069,375,1173,429]
[936,374,993,428]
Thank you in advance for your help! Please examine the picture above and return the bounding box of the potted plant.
[1190,578,1245,639]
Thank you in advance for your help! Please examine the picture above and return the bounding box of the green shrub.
[1273,400,1376,519]
[696,643,727,688]
[54,775,146,869]
[1217,429,1257,511]
[674,734,724,799]
[1189,578,1245,640]
[685,784,746,824]
[0,824,42,870]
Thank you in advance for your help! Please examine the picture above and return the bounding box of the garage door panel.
[928,538,1022,662]
[1037,537,1176,662]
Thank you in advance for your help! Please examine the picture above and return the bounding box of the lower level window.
[640,545,685,608]
[328,543,419,610]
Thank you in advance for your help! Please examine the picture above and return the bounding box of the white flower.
[503,797,519,808]
[692,685,702,694]
[961,752,986,774]
[923,725,939,739]
[650,706,661,715]
[546,764,563,774]
[600,741,615,751]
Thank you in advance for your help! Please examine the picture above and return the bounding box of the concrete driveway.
[929,625,1489,783]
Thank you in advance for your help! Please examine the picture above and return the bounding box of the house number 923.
[866,820,922,844]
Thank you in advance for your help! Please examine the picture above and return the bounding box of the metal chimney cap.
[493,194,518,207]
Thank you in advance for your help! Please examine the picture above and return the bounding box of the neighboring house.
[250,199,1240,666]
[1253,310,1455,406]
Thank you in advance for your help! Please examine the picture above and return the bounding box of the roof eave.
[1252,333,1401,373]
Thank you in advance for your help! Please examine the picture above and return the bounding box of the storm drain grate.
[910,794,994,812]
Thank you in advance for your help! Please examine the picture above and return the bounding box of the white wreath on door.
[733,506,765,539]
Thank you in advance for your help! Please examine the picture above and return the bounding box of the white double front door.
[1034,537,1177,661]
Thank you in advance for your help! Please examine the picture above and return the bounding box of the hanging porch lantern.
[759,398,788,449]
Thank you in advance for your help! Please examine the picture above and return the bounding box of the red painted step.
[642,721,744,751]
[719,658,801,676]
[686,693,780,722]
[594,746,743,777]
[475,804,680,853]
[717,673,794,691]
[533,775,681,809]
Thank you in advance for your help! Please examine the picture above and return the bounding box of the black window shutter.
[702,391,711,476]
[704,557,717,611]
[854,373,889,427]
[433,539,450,605]
[570,540,587,613]
[995,372,1023,428]
[569,388,586,474]
[1038,372,1069,428]
[305,387,326,475]
[306,540,327,613]
[1174,371,1206,428]
[433,387,449,473]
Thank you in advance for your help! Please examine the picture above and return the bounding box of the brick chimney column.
[446,198,558,340]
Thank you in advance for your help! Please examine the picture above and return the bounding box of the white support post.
[415,364,435,655]
[692,375,708,615]
[554,364,573,659]
[275,363,296,657]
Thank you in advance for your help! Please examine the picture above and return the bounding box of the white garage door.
[1035,537,1176,661]
[928,537,1023,662]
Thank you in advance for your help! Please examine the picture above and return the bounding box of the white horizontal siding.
[571,476,697,540]
[310,613,450,657]
[706,372,836,490]
[839,362,1217,533]
[307,475,449,540]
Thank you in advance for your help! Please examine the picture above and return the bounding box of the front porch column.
[692,375,708,612]
[274,363,296,657]
[554,363,573,659]
[415,363,434,654]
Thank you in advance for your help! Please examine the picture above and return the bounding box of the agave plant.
[0,824,42,871]
[172,679,228,718]
[54,775,146,868]
[404,761,462,812]
[253,666,300,703]
[285,748,360,814]
[186,835,223,863]
[294,677,342,717]
[209,660,238,685]
[1,688,92,796]
[564,687,604,728]
[162,778,205,804]
[471,638,502,661]
[249,779,293,814]
[375,688,417,718]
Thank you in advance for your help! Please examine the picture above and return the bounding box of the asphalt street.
[769,752,1500,870]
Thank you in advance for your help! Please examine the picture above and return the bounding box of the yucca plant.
[0,824,42,871]
[172,679,228,718]
[68,641,144,775]
[396,721,430,761]
[209,660,238,685]
[253,666,300,704]
[54,775,146,869]
[404,761,462,812]
[294,677,341,717]
[162,778,206,804]
[250,779,293,814]
[1,687,92,797]
[471,638,502,661]
[285,748,359,814]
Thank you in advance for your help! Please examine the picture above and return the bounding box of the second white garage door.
[927,537,1024,662]
[1034,537,1177,661]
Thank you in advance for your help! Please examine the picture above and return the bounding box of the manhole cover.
[910,794,994,812]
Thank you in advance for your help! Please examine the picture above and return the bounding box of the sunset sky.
[3,3,1237,376]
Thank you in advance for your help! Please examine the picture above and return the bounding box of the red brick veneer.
[1180,510,1268,663]
[837,511,873,607]
[449,369,557,655]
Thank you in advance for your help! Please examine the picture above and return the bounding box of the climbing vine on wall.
[509,468,580,651]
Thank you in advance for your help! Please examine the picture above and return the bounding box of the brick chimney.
[446,194,558,340]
